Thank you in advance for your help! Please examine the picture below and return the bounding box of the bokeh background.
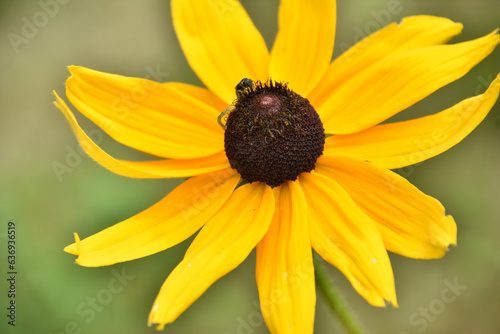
[1,0,499,333]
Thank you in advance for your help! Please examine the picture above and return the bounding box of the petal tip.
[53,90,64,105]
[63,243,78,255]
[148,304,168,331]
[444,215,458,246]
[389,299,399,308]
[73,232,83,253]
[67,65,82,74]
[487,29,500,43]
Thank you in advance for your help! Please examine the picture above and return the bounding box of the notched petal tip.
[148,304,168,331]
[443,215,458,249]
[65,65,89,83]
[386,298,399,308]
[74,232,81,244]
[63,232,82,257]
[67,65,89,76]
[53,90,66,108]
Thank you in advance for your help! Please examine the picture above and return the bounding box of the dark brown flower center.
[223,79,325,187]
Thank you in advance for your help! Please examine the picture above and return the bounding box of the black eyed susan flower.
[54,0,500,332]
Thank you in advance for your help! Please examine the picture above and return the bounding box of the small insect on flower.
[235,78,255,98]
[218,78,256,129]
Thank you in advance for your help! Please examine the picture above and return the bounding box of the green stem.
[313,255,366,334]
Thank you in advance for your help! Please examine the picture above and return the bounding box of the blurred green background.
[1,0,499,333]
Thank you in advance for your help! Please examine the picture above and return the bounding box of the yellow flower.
[54,0,500,332]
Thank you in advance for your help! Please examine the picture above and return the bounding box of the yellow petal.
[309,16,463,107]
[54,92,230,178]
[298,172,397,307]
[148,182,275,329]
[324,73,500,169]
[256,181,315,334]
[316,155,457,259]
[65,66,224,159]
[269,0,336,97]
[319,31,499,134]
[64,169,240,266]
[170,81,230,112]
[172,0,269,104]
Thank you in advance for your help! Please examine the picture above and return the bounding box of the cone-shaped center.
[223,79,325,187]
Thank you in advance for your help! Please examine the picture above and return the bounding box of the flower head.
[224,79,325,186]
[54,0,500,332]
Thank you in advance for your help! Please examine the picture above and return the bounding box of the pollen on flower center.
[224,79,325,187]
[259,95,281,113]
